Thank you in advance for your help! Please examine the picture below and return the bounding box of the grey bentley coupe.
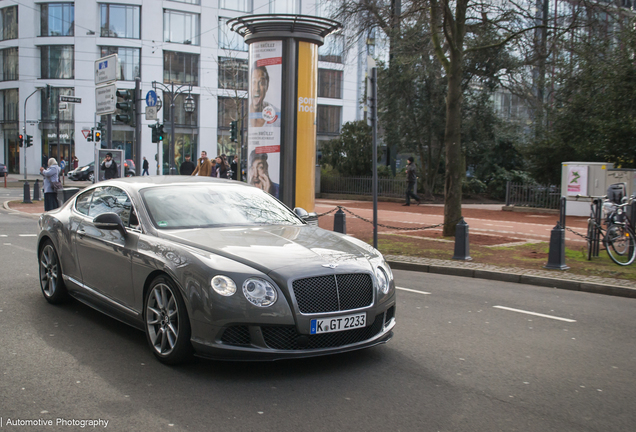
[37,177,396,364]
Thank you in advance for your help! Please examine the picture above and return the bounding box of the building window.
[41,3,74,37]
[163,93,199,127]
[0,6,18,41]
[41,87,75,122]
[169,0,200,4]
[100,47,140,81]
[269,0,300,14]
[0,88,19,122]
[100,4,140,39]
[41,46,74,79]
[218,18,248,51]
[0,47,19,82]
[218,57,248,90]
[319,34,344,63]
[318,69,342,99]
[163,51,199,85]
[220,0,252,12]
[317,105,341,135]
[164,10,200,46]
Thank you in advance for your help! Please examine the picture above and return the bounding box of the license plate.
[310,313,366,334]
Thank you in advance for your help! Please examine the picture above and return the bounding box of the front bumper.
[190,306,395,361]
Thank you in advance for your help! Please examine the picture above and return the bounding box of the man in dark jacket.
[230,155,238,180]
[180,155,195,175]
[404,156,421,206]
[142,157,149,176]
[101,153,118,180]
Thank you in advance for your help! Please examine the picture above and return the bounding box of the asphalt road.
[0,200,635,432]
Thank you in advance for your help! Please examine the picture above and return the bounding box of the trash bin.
[57,187,80,205]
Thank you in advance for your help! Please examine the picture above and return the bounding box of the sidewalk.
[5,195,635,299]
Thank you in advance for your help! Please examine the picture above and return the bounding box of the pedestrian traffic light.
[26,135,33,147]
[18,134,23,147]
[157,124,164,141]
[95,130,101,142]
[87,128,94,142]
[230,121,238,142]
[149,124,158,143]
[115,89,135,126]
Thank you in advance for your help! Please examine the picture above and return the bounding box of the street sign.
[95,54,118,85]
[95,84,117,115]
[146,90,157,107]
[58,102,68,111]
[81,129,91,139]
[145,106,157,120]
[59,95,81,104]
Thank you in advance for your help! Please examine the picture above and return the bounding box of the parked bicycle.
[586,183,636,266]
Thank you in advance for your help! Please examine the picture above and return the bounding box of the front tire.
[604,223,636,266]
[144,276,192,365]
[39,240,69,304]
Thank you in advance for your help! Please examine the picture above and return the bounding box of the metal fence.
[321,176,406,198]
[505,182,561,209]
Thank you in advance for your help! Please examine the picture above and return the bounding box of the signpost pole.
[135,77,142,175]
[107,114,112,149]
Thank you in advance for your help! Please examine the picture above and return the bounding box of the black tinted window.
[88,186,132,226]
[75,190,93,215]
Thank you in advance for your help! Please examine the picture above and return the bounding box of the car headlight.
[242,278,277,307]
[211,275,236,296]
[375,266,389,294]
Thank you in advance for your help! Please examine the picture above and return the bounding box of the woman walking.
[40,158,61,211]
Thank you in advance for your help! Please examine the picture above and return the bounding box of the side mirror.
[93,212,126,234]
[293,207,309,219]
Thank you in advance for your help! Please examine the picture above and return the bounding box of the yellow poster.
[295,41,318,212]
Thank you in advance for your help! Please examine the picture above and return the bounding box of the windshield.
[141,184,303,229]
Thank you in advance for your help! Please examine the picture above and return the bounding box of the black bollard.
[334,208,346,234]
[22,181,32,204]
[545,221,569,270]
[33,179,41,201]
[452,218,472,261]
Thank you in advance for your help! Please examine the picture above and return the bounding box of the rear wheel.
[604,223,636,266]
[144,276,192,365]
[39,240,69,304]
[88,172,95,182]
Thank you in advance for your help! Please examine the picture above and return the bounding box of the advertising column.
[295,41,318,211]
[247,41,283,198]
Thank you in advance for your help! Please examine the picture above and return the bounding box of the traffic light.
[25,135,33,147]
[230,121,238,142]
[115,89,135,126]
[95,130,101,143]
[18,134,23,147]
[87,128,94,142]
[149,124,158,143]
[157,124,164,141]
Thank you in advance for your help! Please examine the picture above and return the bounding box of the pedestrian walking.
[101,152,118,180]
[230,155,238,180]
[180,155,195,175]
[191,150,213,176]
[214,156,229,179]
[404,156,421,206]
[40,158,61,211]
[142,156,149,176]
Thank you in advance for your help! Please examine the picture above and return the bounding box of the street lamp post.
[151,81,194,175]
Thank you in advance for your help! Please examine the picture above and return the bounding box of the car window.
[88,186,132,226]
[75,190,93,215]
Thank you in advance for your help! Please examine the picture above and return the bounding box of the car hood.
[159,224,380,275]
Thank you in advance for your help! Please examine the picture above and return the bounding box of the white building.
[0,0,368,176]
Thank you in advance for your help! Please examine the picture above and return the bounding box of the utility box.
[561,162,614,216]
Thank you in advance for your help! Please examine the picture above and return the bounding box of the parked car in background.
[69,159,135,182]
[0,163,7,177]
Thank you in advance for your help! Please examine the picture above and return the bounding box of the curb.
[3,200,42,219]
[387,260,636,299]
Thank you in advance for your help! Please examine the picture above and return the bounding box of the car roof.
[91,176,250,192]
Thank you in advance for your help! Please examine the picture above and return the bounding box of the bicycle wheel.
[587,218,595,260]
[604,223,636,266]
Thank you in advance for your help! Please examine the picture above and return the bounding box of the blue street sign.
[146,90,157,107]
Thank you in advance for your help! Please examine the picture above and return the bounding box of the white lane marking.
[3,243,11,245]
[0,235,7,237]
[397,287,431,295]
[19,234,37,237]
[493,306,576,322]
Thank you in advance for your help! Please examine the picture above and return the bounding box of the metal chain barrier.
[317,205,444,231]
[565,226,590,241]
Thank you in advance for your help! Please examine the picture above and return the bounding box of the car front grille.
[261,313,385,350]
[292,273,374,314]
[220,325,251,346]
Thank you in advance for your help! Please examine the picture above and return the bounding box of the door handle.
[77,229,86,238]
